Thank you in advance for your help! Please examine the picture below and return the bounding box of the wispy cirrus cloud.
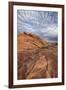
[17,10,58,42]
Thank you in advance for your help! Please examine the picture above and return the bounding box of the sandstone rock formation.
[17,32,58,79]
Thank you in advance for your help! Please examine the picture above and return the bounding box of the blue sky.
[17,10,58,42]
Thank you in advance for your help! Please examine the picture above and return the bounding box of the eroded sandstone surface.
[17,32,58,79]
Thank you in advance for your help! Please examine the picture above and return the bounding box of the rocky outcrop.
[17,32,58,79]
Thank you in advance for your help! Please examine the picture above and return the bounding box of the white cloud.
[17,10,58,42]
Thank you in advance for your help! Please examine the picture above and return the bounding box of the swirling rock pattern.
[17,32,58,79]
